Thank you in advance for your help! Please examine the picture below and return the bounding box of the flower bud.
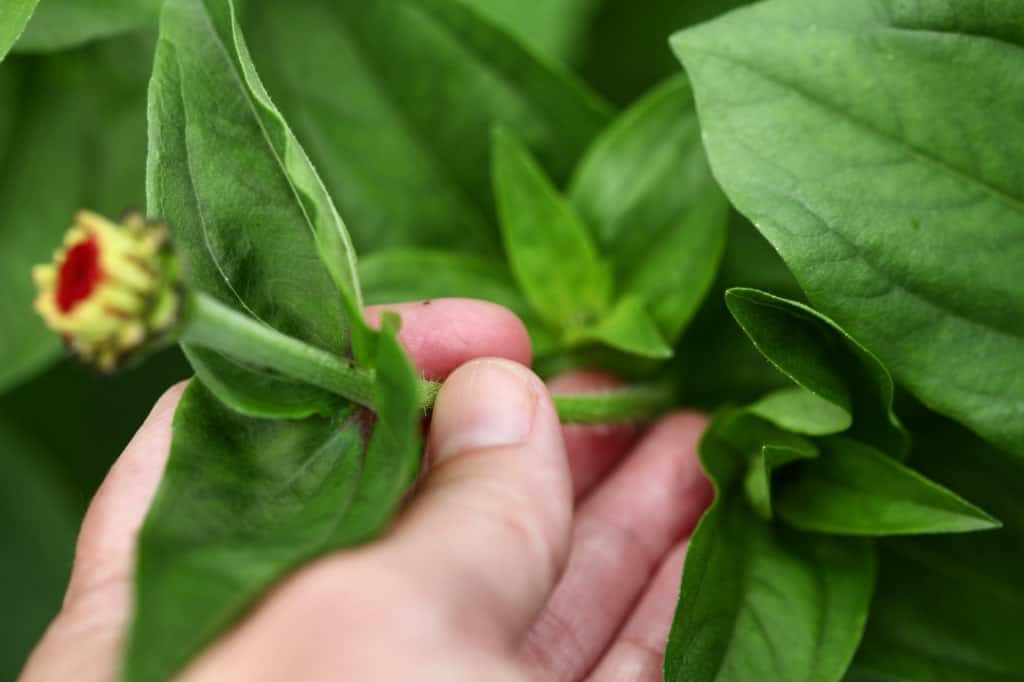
[33,210,183,371]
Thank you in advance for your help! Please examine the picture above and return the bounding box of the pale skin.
[22,299,711,682]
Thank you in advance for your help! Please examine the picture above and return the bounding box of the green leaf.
[667,494,874,682]
[748,386,852,437]
[126,382,364,682]
[570,76,728,342]
[847,414,1024,681]
[326,312,424,544]
[726,288,908,458]
[0,34,153,393]
[242,0,612,256]
[706,407,818,520]
[181,346,341,420]
[743,442,817,521]
[492,127,612,330]
[147,0,367,416]
[578,296,672,359]
[127,325,422,681]
[0,0,37,60]
[15,0,160,52]
[459,0,595,62]
[776,437,1001,537]
[665,412,876,682]
[672,0,1024,457]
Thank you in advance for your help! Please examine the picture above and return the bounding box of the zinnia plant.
[3,0,1023,681]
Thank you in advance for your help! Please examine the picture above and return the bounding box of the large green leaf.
[15,0,160,52]
[242,0,612,256]
[0,33,152,393]
[569,76,728,342]
[726,288,908,458]
[667,496,875,682]
[0,0,37,60]
[492,127,612,330]
[147,0,365,416]
[846,415,1024,681]
[776,437,1000,537]
[127,320,423,682]
[126,383,363,682]
[673,0,1024,457]
[665,411,876,682]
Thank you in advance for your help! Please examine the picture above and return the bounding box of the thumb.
[382,358,573,646]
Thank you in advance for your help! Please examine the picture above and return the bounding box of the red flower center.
[56,237,104,313]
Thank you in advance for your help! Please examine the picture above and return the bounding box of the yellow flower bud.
[33,210,183,371]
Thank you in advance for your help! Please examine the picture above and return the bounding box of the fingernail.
[431,358,537,463]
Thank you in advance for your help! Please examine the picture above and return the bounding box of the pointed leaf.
[726,288,907,458]
[126,383,364,682]
[492,127,612,330]
[127,319,423,682]
[147,0,365,416]
[848,415,1024,681]
[776,437,1001,537]
[666,497,874,682]
[570,76,728,341]
[666,411,875,681]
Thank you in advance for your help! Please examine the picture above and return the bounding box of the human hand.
[22,299,710,682]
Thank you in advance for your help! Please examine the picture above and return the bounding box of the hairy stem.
[183,293,674,424]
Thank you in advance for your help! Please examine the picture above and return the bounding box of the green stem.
[182,293,674,424]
